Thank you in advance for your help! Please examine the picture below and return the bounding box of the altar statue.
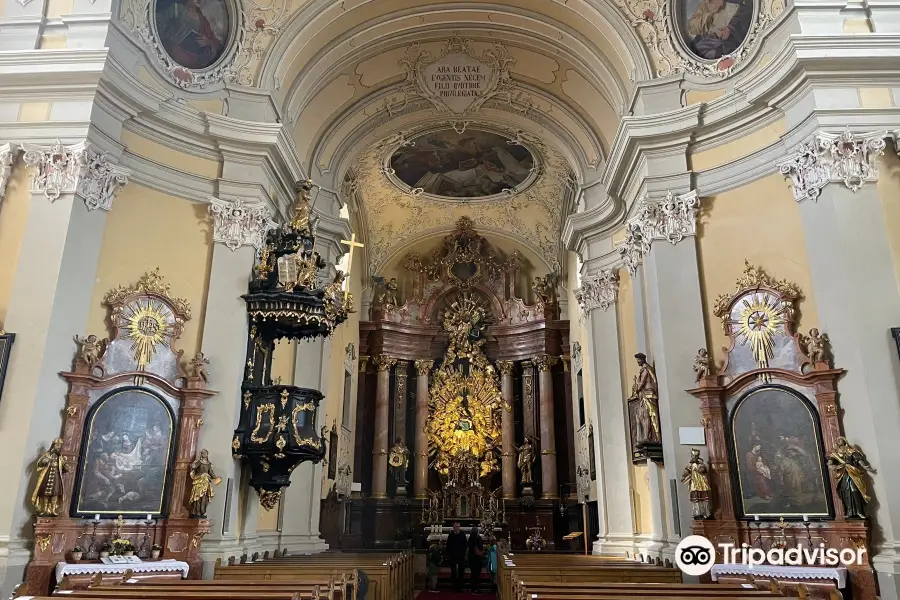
[680,448,712,519]
[289,180,313,234]
[388,438,410,484]
[189,449,221,517]
[630,353,661,444]
[828,437,876,519]
[516,437,535,484]
[32,438,69,516]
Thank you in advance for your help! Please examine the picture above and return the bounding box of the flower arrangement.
[71,546,84,561]
[111,538,134,555]
[72,546,83,552]
[151,543,162,559]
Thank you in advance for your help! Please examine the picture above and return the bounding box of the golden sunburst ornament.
[731,292,786,370]
[121,298,173,370]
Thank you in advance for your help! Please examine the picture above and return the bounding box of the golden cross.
[339,234,364,301]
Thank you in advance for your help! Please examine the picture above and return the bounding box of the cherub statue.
[804,328,830,366]
[680,448,712,519]
[693,349,711,382]
[289,180,313,234]
[516,437,535,484]
[32,438,68,516]
[382,278,399,307]
[190,352,210,382]
[189,449,221,518]
[828,437,876,519]
[73,334,104,369]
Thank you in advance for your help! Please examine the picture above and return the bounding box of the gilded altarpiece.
[23,270,216,594]
[688,263,875,600]
[344,219,576,550]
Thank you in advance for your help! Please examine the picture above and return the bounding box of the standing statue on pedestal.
[630,353,661,444]
[32,438,68,517]
[803,328,831,366]
[828,437,876,519]
[389,438,410,484]
[289,180,313,234]
[516,437,535,484]
[680,448,712,519]
[189,449,221,518]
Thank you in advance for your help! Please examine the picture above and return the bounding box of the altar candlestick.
[94,514,101,521]
[754,515,760,521]
[803,514,809,522]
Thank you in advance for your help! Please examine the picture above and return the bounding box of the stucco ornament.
[574,269,620,318]
[616,190,701,275]
[208,197,277,251]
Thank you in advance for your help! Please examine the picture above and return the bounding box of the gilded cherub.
[532,276,555,306]
[73,334,105,369]
[693,348,711,382]
[190,352,210,382]
[804,328,830,366]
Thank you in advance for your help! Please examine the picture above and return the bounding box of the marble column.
[785,140,900,598]
[497,361,516,499]
[578,266,637,555]
[371,355,396,499]
[195,242,256,575]
[413,360,432,499]
[533,354,559,499]
[0,147,117,597]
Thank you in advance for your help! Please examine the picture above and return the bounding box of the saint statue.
[189,449,221,518]
[289,180,313,234]
[190,352,210,382]
[828,437,876,519]
[630,353,661,444]
[516,437,535,484]
[32,438,68,516]
[680,448,712,519]
[388,438,410,484]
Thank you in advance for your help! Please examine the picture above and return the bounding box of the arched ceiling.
[250,0,647,274]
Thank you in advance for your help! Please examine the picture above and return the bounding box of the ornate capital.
[496,360,515,376]
[77,146,131,211]
[415,359,433,376]
[532,354,559,372]
[0,143,18,201]
[778,128,887,202]
[208,197,277,252]
[373,354,397,372]
[615,190,700,275]
[575,268,619,317]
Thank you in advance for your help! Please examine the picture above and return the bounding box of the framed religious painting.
[0,330,14,404]
[891,327,900,364]
[727,385,833,519]
[71,386,178,518]
[677,0,756,62]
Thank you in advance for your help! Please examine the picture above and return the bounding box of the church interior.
[1,0,900,599]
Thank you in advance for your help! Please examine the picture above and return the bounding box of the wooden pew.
[112,570,353,600]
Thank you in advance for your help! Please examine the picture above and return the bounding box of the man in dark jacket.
[468,525,485,593]
[445,521,467,592]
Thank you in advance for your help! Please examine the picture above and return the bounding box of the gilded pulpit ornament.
[693,348,711,382]
[681,448,712,519]
[828,437,876,519]
[516,437,535,484]
[289,180,313,235]
[73,334,105,370]
[32,438,68,517]
[188,449,221,518]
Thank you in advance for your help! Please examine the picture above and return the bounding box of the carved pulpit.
[23,269,217,594]
[687,262,875,599]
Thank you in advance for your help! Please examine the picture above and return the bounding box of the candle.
[146,514,152,522]
[803,515,809,522]
[94,514,101,522]
[754,515,760,521]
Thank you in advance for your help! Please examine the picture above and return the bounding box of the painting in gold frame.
[72,387,176,518]
[728,385,832,519]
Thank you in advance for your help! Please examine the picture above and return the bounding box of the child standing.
[427,542,441,593]
[487,537,498,592]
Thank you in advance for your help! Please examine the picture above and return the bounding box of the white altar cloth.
[710,564,847,588]
[55,560,190,583]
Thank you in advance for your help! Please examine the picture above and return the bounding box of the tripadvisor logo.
[674,535,866,576]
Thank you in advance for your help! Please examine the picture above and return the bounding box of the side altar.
[23,270,218,594]
[329,218,576,550]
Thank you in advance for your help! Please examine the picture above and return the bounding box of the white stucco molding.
[0,143,19,201]
[777,128,887,202]
[208,197,277,252]
[615,190,700,276]
[574,268,620,318]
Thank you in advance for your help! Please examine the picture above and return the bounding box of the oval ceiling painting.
[390,129,535,199]
[679,0,754,60]
[154,0,231,71]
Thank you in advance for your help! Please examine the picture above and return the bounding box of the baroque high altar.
[328,218,576,549]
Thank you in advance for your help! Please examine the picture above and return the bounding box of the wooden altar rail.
[213,550,411,600]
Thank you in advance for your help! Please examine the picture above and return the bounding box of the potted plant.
[151,544,161,560]
[99,543,111,559]
[112,538,134,556]
[71,546,83,561]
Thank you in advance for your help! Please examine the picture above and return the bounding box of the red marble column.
[413,359,433,498]
[371,355,396,499]
[534,354,559,499]
[497,360,517,499]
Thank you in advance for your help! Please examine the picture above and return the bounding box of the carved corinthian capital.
[0,143,19,202]
[532,354,559,372]
[574,268,619,318]
[208,197,277,252]
[415,359,433,376]
[615,190,700,275]
[778,128,887,202]
[373,354,397,372]
[77,146,131,211]
[496,360,515,376]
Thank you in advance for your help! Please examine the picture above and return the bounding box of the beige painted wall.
[86,184,213,356]
[876,152,900,296]
[0,163,31,325]
[696,174,819,367]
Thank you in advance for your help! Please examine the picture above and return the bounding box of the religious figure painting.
[729,386,831,518]
[154,0,230,70]
[73,388,176,517]
[389,129,535,198]
[679,0,755,60]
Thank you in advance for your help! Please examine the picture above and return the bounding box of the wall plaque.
[422,53,495,114]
